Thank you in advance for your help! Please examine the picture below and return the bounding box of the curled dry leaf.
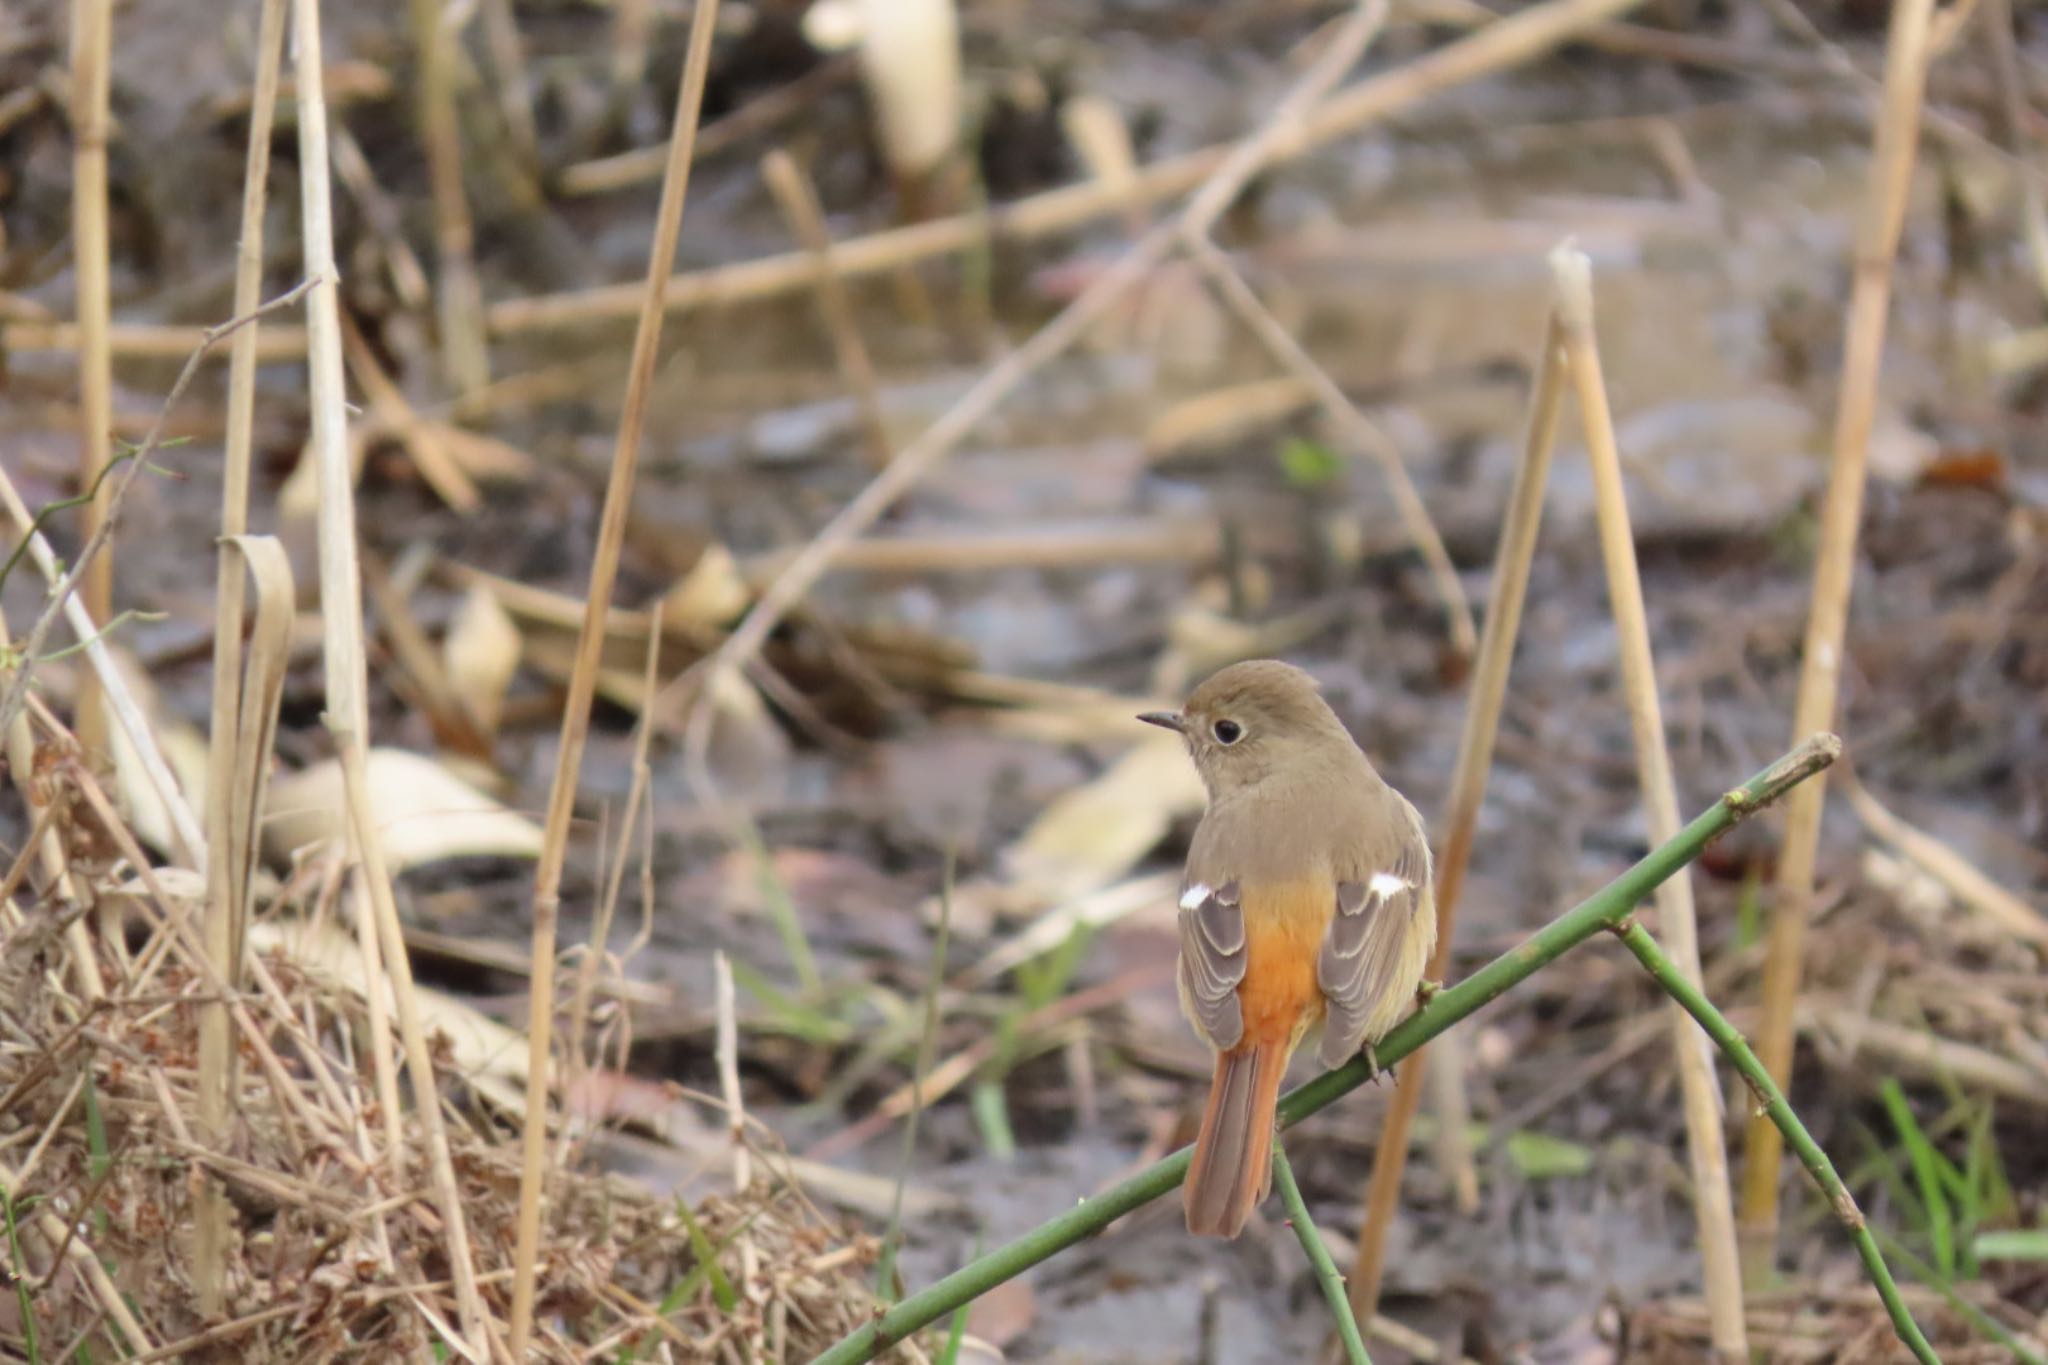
[263,747,544,871]
[442,583,522,742]
[661,542,752,629]
[1000,729,1203,905]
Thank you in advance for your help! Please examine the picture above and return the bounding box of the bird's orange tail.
[1184,1040,1288,1237]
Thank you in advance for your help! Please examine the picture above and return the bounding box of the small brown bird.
[1140,660,1435,1238]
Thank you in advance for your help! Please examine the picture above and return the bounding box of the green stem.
[1273,1144,1371,1365]
[1612,918,1941,1365]
[807,735,1840,1365]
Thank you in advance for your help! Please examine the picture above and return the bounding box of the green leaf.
[1973,1229,2048,1262]
[1502,1129,1594,1180]
[675,1199,738,1315]
[1278,436,1343,490]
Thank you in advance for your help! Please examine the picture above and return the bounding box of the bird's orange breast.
[1236,880,1333,1048]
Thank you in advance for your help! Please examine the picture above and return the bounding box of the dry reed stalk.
[608,0,653,111]
[0,1152,156,1353]
[0,318,310,359]
[761,148,895,470]
[196,0,288,1311]
[68,0,113,760]
[288,0,495,1353]
[1840,773,2048,948]
[1182,236,1476,657]
[412,0,491,399]
[505,0,724,1353]
[1738,0,1937,1280]
[685,0,1396,777]
[1345,298,1568,1331]
[339,312,482,511]
[477,0,540,174]
[488,0,1652,336]
[1552,246,1746,1362]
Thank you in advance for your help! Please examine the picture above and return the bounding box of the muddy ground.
[3,1,2047,1360]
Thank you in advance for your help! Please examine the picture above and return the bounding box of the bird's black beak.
[1137,711,1186,733]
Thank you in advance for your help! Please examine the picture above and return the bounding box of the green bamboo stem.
[1274,1145,1372,1365]
[1612,918,1941,1365]
[807,734,1841,1365]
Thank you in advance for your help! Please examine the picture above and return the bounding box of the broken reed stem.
[68,0,113,760]
[196,0,288,1318]
[411,0,490,398]
[1345,296,1569,1329]
[505,0,722,1354]
[494,0,1652,336]
[1612,919,1939,1365]
[1740,0,1936,1278]
[1180,237,1475,658]
[288,0,494,1354]
[686,0,1395,775]
[761,147,895,471]
[1274,1145,1372,1365]
[1551,244,1746,1363]
[809,737,1842,1365]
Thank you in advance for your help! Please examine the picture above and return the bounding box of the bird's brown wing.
[1177,878,1246,1051]
[1316,799,1434,1069]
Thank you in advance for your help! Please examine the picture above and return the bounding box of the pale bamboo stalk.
[1181,236,1475,657]
[412,0,491,398]
[761,148,895,470]
[1739,0,1937,1280]
[687,0,1397,780]
[0,318,309,359]
[289,0,495,1353]
[477,0,540,174]
[505,0,724,1354]
[487,0,1653,337]
[1347,304,1568,1330]
[1553,245,1746,1363]
[69,0,113,759]
[196,0,288,1316]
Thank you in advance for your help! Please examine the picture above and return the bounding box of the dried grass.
[0,719,887,1362]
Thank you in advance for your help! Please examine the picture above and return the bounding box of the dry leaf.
[1001,731,1203,903]
[661,543,751,629]
[443,584,522,741]
[263,747,544,870]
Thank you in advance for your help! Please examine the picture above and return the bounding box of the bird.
[1139,659,1436,1238]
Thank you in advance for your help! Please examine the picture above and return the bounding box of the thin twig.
[505,0,724,1354]
[876,852,956,1301]
[1741,0,1937,1277]
[1274,1145,1372,1365]
[1551,244,1746,1362]
[807,737,1841,1365]
[1613,919,1939,1365]
[1181,235,1474,655]
[1347,288,1568,1330]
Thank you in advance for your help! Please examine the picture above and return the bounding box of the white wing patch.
[1368,872,1411,900]
[1180,882,1213,911]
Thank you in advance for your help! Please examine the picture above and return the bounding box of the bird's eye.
[1212,718,1243,745]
